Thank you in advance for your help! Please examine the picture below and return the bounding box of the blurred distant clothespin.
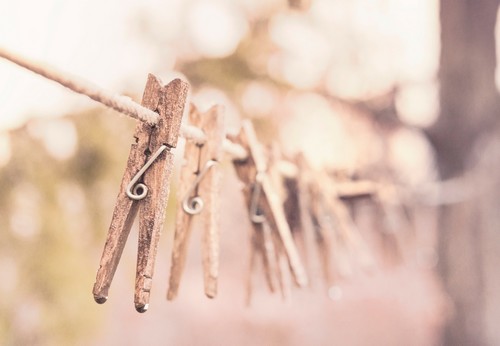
[268,146,303,299]
[294,154,336,287]
[288,0,311,10]
[230,121,308,294]
[320,171,376,273]
[167,104,225,300]
[246,219,280,305]
[93,74,189,312]
[373,185,414,265]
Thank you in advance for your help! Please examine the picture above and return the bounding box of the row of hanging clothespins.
[0,49,411,313]
[92,75,410,313]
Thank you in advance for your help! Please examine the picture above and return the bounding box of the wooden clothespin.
[270,148,309,268]
[268,146,304,299]
[373,184,413,265]
[167,104,225,300]
[230,120,308,291]
[93,74,189,312]
[319,171,375,273]
[294,154,336,287]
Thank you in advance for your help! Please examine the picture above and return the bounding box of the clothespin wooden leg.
[245,232,258,306]
[167,105,225,300]
[260,221,278,292]
[135,147,174,312]
[329,197,374,272]
[283,176,309,271]
[135,78,187,312]
[270,226,292,301]
[309,199,334,286]
[198,106,225,298]
[166,106,200,300]
[374,189,414,265]
[245,222,278,305]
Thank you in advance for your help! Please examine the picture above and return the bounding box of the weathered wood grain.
[93,74,163,304]
[92,74,188,313]
[167,104,225,300]
[135,77,189,312]
[199,105,225,298]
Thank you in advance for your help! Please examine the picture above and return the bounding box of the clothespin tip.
[94,295,107,304]
[135,303,149,313]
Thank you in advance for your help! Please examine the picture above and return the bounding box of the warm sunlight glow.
[269,13,332,89]
[240,81,278,117]
[396,83,439,127]
[0,133,11,167]
[388,128,436,185]
[187,1,248,58]
[27,119,78,160]
[280,92,357,170]
[10,183,42,240]
[191,86,241,132]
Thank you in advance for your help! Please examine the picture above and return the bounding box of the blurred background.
[0,0,498,345]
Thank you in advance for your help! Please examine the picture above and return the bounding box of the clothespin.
[268,146,304,299]
[318,170,375,273]
[93,74,189,312]
[294,154,336,286]
[373,184,413,265]
[270,148,308,267]
[244,172,288,303]
[167,104,225,300]
[230,120,308,291]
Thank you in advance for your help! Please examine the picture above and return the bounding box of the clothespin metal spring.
[250,172,266,224]
[182,159,218,215]
[126,144,168,200]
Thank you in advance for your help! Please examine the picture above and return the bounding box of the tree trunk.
[427,1,500,345]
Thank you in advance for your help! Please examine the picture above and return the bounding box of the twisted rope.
[0,47,247,159]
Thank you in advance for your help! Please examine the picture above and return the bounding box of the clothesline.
[4,46,468,207]
[0,47,248,160]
